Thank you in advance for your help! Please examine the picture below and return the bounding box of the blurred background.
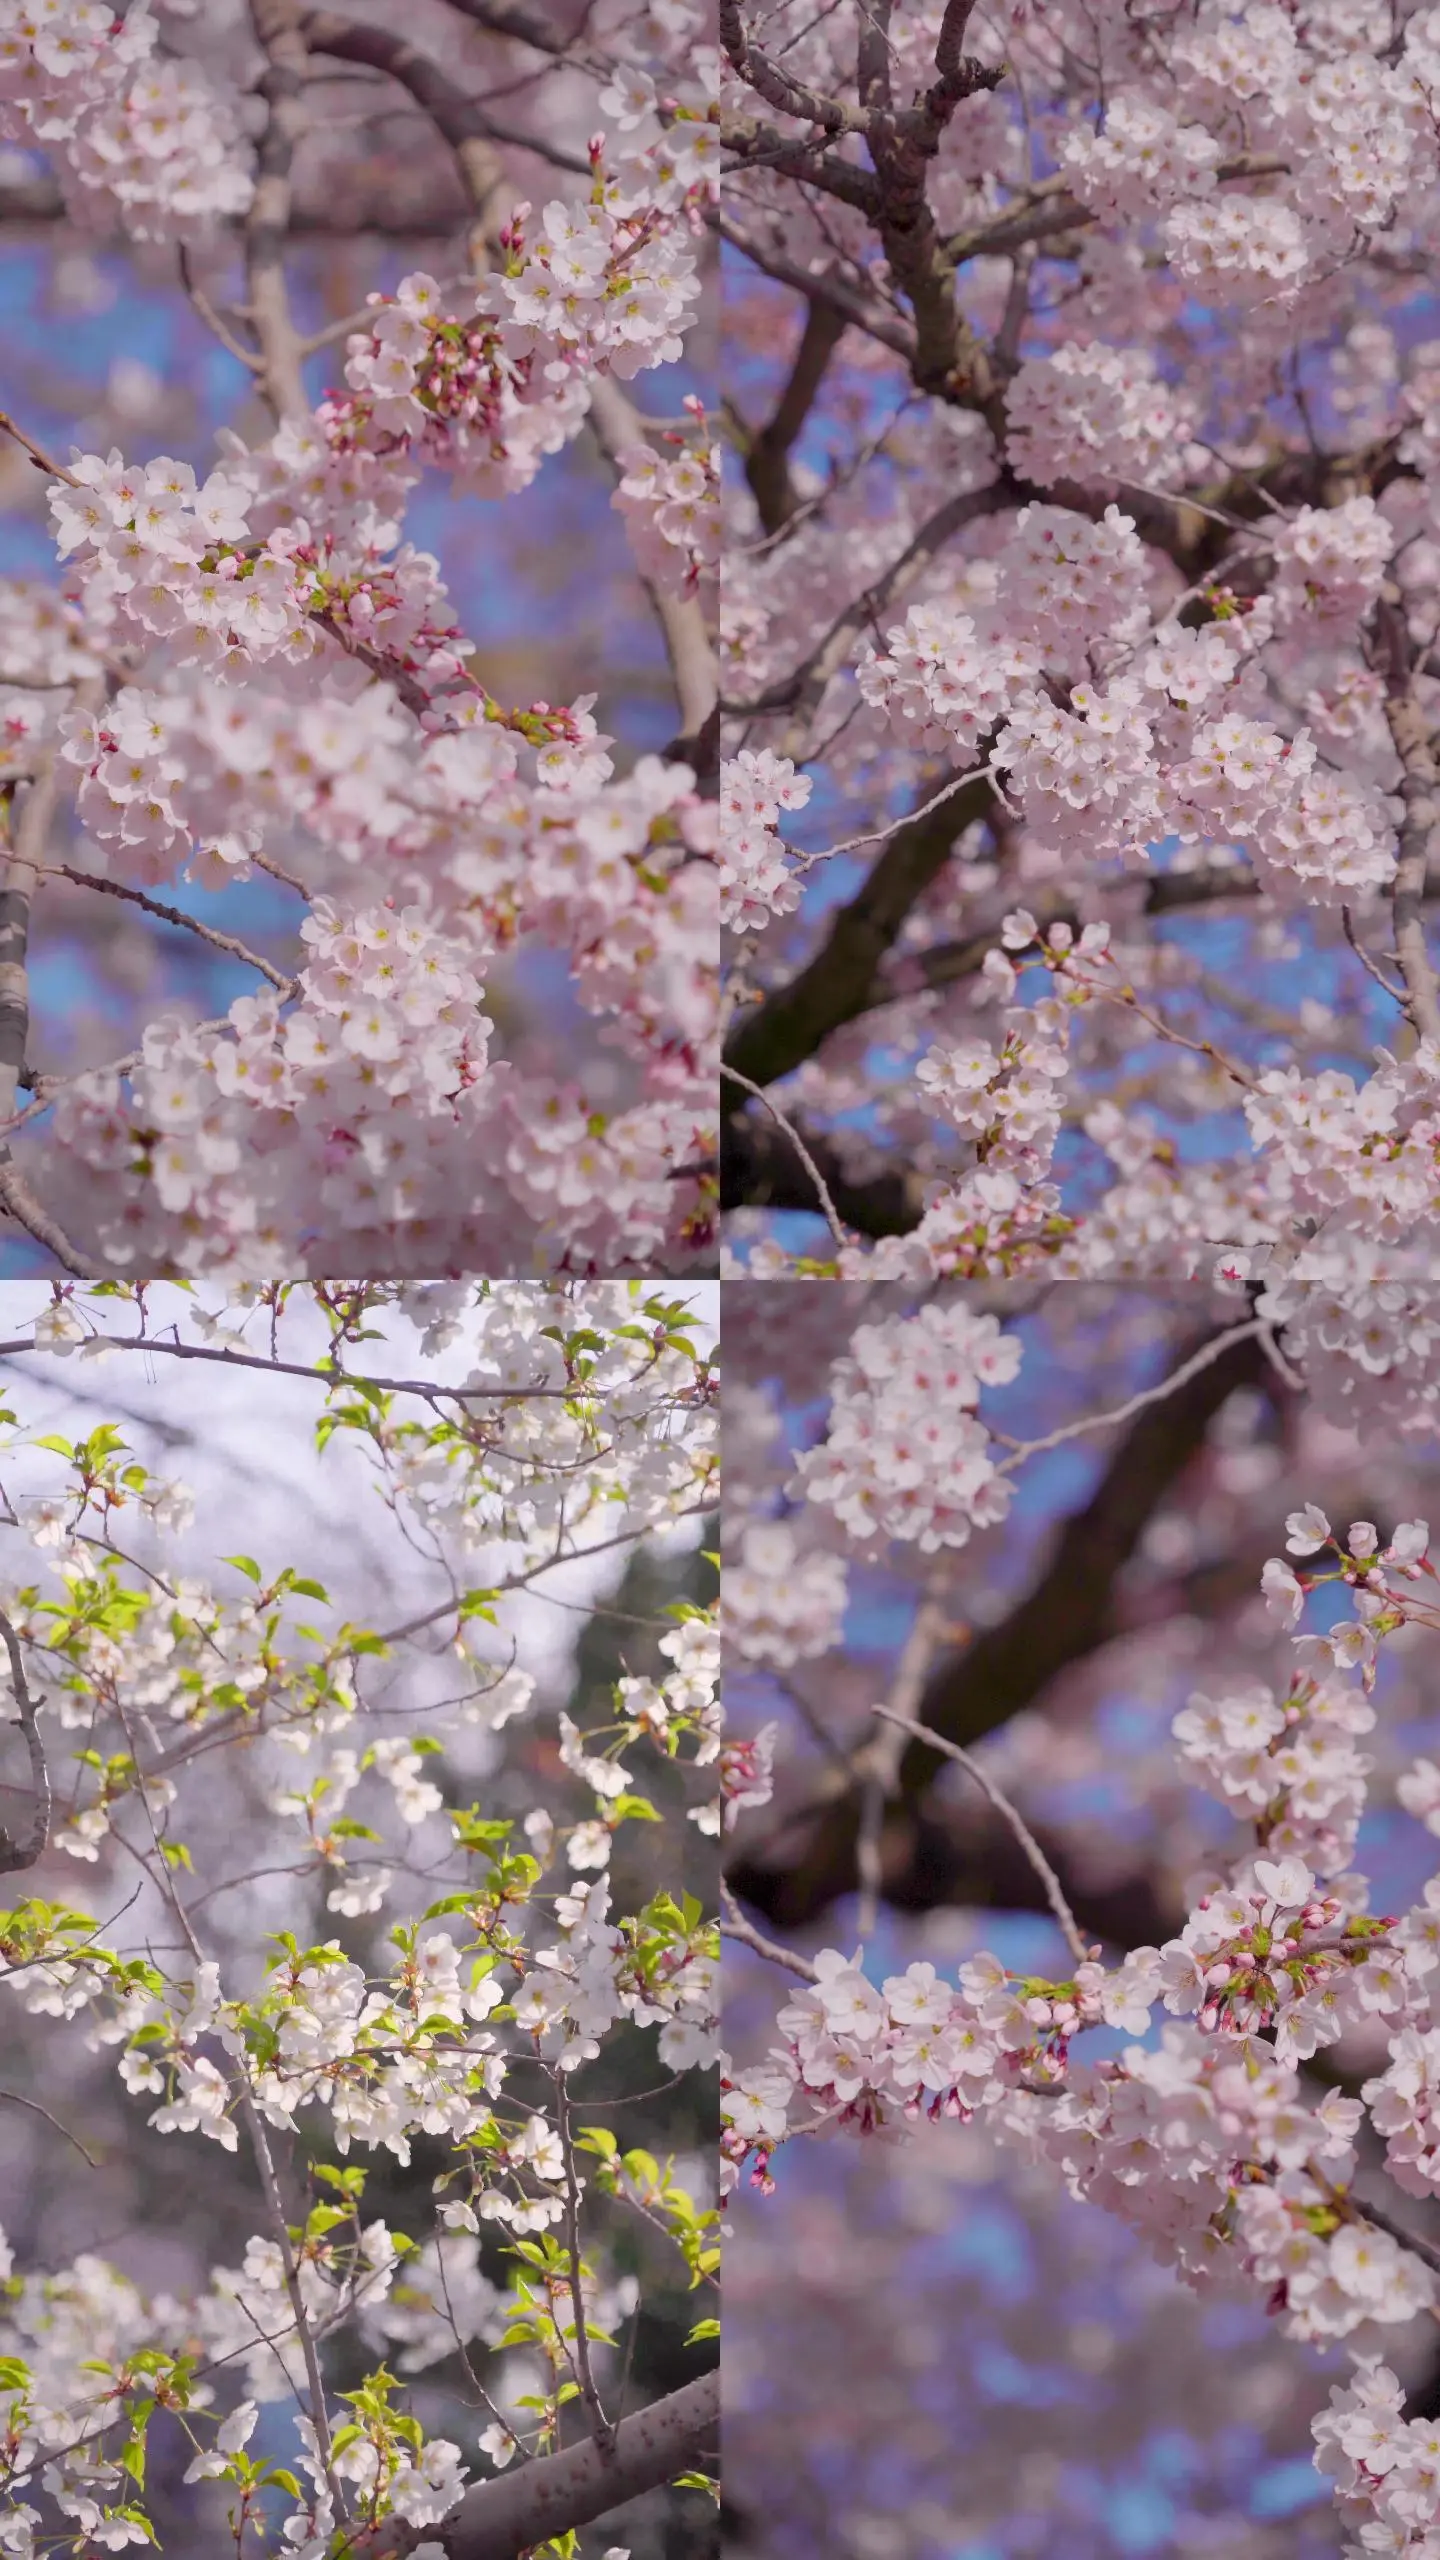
[721,1279,1440,2560]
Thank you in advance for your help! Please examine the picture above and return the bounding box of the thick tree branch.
[719,0,866,134]
[723,764,993,1089]
[741,300,847,534]
[721,114,882,216]
[348,2370,719,2559]
[439,0,606,60]
[247,0,312,419]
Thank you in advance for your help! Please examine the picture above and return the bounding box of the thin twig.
[790,761,986,873]
[0,2087,97,2167]
[553,2073,616,2455]
[177,244,264,372]
[44,864,299,994]
[0,409,77,487]
[722,1063,847,1251]
[995,1320,1269,1473]
[871,1705,1092,1968]
[719,1879,820,1983]
[1341,902,1408,1005]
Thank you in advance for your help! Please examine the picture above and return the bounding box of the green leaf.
[222,1555,261,1584]
[685,2318,720,2343]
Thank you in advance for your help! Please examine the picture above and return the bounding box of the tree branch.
[722,763,994,1090]
[740,300,846,535]
[46,865,299,994]
[0,1606,49,1873]
[585,375,718,770]
[298,10,586,266]
[348,2370,719,2559]
[247,0,312,420]
[1377,597,1440,1047]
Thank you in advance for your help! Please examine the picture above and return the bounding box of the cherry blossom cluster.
[1313,2361,1440,2558]
[1254,1276,1440,1441]
[1242,1043,1440,1263]
[1132,1850,1411,2068]
[857,574,1400,912]
[1058,96,1223,222]
[878,987,1077,1281]
[719,745,812,930]
[727,1452,1440,2421]
[724,1518,848,1668]
[1171,1666,1375,1882]
[610,414,720,596]
[790,1297,1019,1550]
[1268,496,1395,632]
[0,0,253,238]
[1029,2026,1432,2344]
[49,448,312,675]
[492,186,701,383]
[723,1930,1435,2344]
[1002,342,1196,492]
[1258,1506,1438,1692]
[326,268,594,508]
[43,678,717,1268]
[854,601,1040,758]
[5,6,717,1277]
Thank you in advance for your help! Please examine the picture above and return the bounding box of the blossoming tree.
[719,0,1440,1294]
[0,1277,718,2558]
[722,1279,1440,2555]
[0,1,717,1279]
